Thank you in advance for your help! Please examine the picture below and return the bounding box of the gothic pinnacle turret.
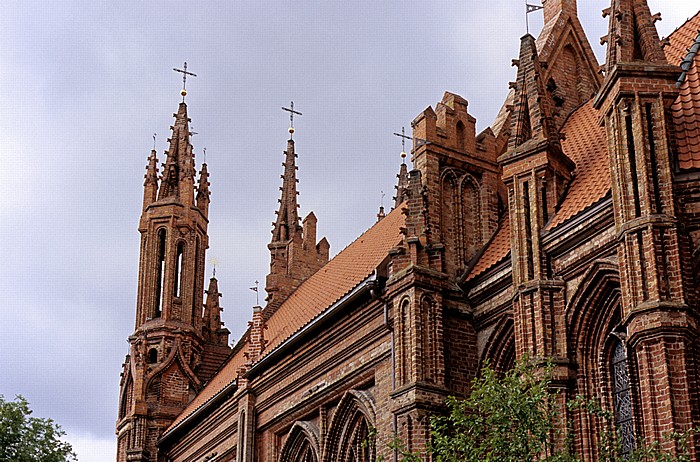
[509,34,560,150]
[196,161,210,218]
[265,112,329,316]
[602,0,667,75]
[271,138,301,242]
[143,149,159,211]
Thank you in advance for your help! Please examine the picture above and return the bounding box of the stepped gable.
[665,11,700,170]
[166,204,406,431]
[466,101,609,280]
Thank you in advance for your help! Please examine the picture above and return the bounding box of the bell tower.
[116,89,230,462]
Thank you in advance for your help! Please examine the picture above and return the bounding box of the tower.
[264,110,329,316]
[593,0,696,453]
[116,96,230,462]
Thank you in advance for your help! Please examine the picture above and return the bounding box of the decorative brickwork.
[120,2,700,461]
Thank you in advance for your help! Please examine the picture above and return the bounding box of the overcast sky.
[0,1,697,461]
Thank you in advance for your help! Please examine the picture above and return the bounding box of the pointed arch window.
[154,229,166,318]
[611,339,635,457]
[174,242,185,298]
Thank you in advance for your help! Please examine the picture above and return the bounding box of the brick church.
[116,1,700,460]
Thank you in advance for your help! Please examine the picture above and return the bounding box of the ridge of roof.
[166,204,406,432]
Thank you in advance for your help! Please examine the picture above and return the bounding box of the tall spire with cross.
[272,103,303,242]
[158,64,198,202]
[266,102,329,316]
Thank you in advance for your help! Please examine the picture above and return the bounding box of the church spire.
[158,102,195,203]
[265,104,329,315]
[602,0,667,74]
[272,137,301,242]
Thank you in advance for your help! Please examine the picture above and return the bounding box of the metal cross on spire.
[152,133,157,150]
[282,102,302,139]
[203,147,207,164]
[393,126,431,165]
[173,62,197,101]
[394,126,409,164]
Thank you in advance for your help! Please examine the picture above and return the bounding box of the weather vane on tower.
[525,1,544,34]
[173,62,197,102]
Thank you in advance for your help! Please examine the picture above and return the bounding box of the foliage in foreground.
[0,394,76,462]
[375,358,695,462]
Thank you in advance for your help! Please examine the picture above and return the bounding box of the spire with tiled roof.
[266,119,329,317]
[594,1,695,451]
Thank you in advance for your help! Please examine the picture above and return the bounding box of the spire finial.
[152,133,157,150]
[394,126,430,166]
[203,147,207,164]
[173,62,197,101]
[210,257,219,278]
[282,102,302,139]
[250,280,260,305]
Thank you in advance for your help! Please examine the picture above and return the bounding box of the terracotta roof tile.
[465,216,510,281]
[547,101,610,228]
[466,101,609,279]
[665,11,700,170]
[166,205,406,432]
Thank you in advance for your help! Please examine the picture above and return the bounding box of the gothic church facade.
[117,1,700,460]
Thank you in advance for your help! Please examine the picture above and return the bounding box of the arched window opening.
[279,422,320,462]
[174,242,184,298]
[342,411,371,462]
[147,348,158,364]
[611,339,635,457]
[154,229,166,318]
[399,299,412,385]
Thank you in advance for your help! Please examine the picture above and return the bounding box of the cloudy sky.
[0,1,697,460]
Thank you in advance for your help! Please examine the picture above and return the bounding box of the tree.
[0,395,77,462]
[428,358,696,462]
[429,358,569,462]
[382,357,694,462]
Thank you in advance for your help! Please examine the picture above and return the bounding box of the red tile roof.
[665,11,700,170]
[546,101,610,228]
[466,217,510,281]
[466,101,610,280]
[167,205,406,431]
